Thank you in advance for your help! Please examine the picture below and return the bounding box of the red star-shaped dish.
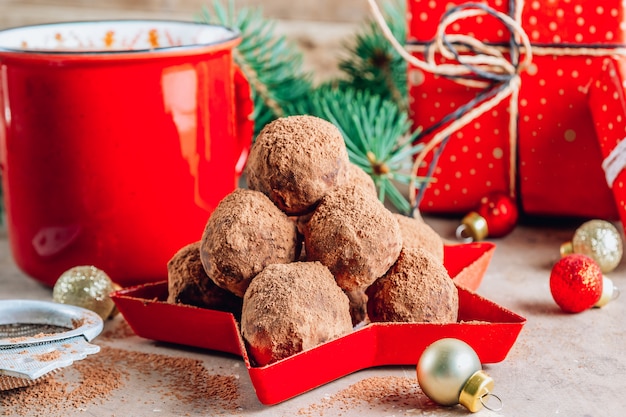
[111,242,525,405]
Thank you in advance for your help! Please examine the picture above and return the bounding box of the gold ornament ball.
[52,265,117,320]
[417,338,494,412]
[561,220,623,273]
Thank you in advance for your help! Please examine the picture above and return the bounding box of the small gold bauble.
[52,265,117,320]
[456,212,489,242]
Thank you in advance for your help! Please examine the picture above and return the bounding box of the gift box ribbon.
[368,0,626,214]
[602,138,626,187]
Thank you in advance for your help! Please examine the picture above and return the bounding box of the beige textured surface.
[1,217,625,416]
[2,2,626,415]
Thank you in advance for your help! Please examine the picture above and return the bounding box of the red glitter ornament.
[549,254,603,313]
[456,192,519,241]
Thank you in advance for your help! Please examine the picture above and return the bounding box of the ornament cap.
[456,212,488,242]
[560,241,574,257]
[459,370,495,412]
[595,276,620,308]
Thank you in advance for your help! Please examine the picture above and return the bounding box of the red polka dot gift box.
[406,0,622,220]
[588,58,626,231]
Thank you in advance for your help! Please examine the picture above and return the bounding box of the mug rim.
[0,19,241,58]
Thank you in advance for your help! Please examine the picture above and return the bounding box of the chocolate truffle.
[200,188,299,297]
[245,115,350,215]
[345,288,369,326]
[167,242,243,317]
[393,213,445,262]
[347,163,377,198]
[366,247,458,323]
[241,262,353,366]
[303,184,402,292]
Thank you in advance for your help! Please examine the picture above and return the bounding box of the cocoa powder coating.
[200,188,300,297]
[245,115,350,215]
[366,247,458,323]
[241,261,353,366]
[303,184,402,291]
[344,288,369,326]
[347,162,377,198]
[393,213,445,262]
[167,241,243,318]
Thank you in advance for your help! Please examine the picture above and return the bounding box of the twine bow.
[368,0,532,213]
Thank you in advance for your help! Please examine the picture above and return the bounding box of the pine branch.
[288,84,426,214]
[198,0,425,213]
[197,1,313,134]
[336,0,408,111]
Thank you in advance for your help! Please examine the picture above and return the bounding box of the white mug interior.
[0,20,238,53]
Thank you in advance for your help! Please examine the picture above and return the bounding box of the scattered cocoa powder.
[7,333,55,343]
[99,317,136,340]
[71,318,85,329]
[297,375,438,416]
[0,324,70,343]
[1,346,241,416]
[1,347,127,417]
[1,324,68,342]
[33,350,62,362]
[6,336,27,343]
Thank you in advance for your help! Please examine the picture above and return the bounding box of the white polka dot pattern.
[407,0,626,45]
[588,58,626,232]
[407,0,622,220]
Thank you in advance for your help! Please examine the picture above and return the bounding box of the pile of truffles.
[166,115,458,367]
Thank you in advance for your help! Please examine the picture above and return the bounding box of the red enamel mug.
[0,20,253,287]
